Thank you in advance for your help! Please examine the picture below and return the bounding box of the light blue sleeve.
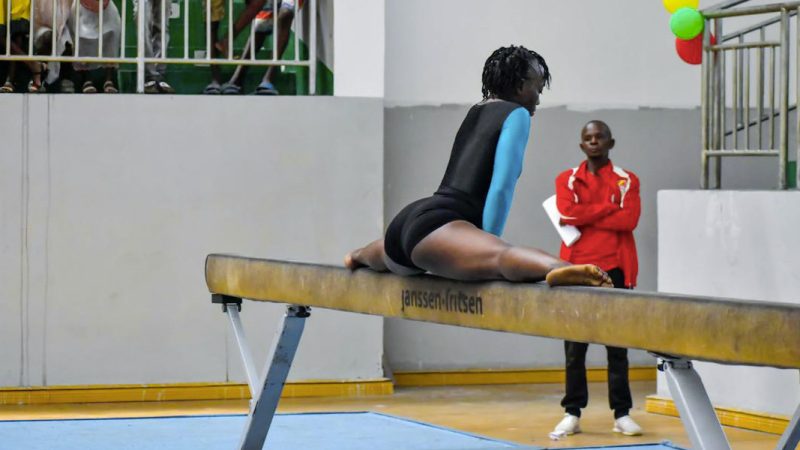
[482,107,531,236]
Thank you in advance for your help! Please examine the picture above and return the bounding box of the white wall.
[333,0,385,97]
[385,0,711,108]
[658,190,800,416]
[0,95,385,387]
[0,101,25,385]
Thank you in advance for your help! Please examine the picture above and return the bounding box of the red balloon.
[676,33,716,65]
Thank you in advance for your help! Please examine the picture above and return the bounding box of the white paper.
[542,195,581,247]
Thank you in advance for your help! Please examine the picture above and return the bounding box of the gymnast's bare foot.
[344,252,365,270]
[546,264,613,288]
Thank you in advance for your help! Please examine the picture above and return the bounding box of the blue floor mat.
[0,411,535,450]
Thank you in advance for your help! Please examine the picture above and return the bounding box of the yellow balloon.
[663,0,700,13]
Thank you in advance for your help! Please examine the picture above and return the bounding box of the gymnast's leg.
[410,220,611,286]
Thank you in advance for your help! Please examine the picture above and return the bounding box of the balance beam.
[204,253,800,450]
[206,253,800,369]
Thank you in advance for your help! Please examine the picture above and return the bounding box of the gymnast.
[345,45,612,288]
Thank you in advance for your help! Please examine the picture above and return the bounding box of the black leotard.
[384,100,530,270]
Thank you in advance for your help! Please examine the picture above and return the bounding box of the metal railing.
[701,0,799,188]
[1,0,317,93]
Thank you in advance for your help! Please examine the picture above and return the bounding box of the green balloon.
[670,7,704,40]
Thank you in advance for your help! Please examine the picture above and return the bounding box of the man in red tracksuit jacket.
[550,120,642,439]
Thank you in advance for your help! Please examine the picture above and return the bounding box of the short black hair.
[582,120,612,138]
[481,45,551,101]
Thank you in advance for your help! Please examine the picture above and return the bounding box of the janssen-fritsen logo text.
[400,289,483,315]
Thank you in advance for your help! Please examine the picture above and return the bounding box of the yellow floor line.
[0,379,394,406]
[646,395,790,435]
[394,366,656,387]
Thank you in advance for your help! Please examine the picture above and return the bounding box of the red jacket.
[555,160,640,287]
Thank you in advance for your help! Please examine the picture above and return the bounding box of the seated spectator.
[133,0,174,93]
[1,0,46,93]
[65,0,121,93]
[222,0,298,95]
[203,0,299,95]
[33,0,76,92]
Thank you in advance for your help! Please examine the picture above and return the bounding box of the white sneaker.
[613,415,643,436]
[549,413,581,440]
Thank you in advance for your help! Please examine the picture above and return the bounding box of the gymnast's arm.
[482,107,531,236]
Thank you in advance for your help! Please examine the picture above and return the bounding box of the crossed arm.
[555,172,641,231]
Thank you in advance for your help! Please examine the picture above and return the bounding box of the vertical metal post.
[121,0,127,57]
[5,0,10,55]
[293,0,299,63]
[239,305,309,450]
[75,0,82,57]
[161,0,166,62]
[51,0,58,56]
[715,19,724,188]
[779,8,790,189]
[184,0,189,59]
[702,23,711,189]
[137,0,146,92]
[745,47,751,149]
[205,0,211,60]
[227,0,232,59]
[775,402,800,450]
[309,0,317,95]
[719,38,726,151]
[758,28,765,150]
[100,0,106,58]
[272,0,277,61]
[293,0,302,91]
[660,358,731,450]
[28,0,34,55]
[770,45,776,150]
[733,44,740,150]
[249,0,254,61]
[796,7,800,189]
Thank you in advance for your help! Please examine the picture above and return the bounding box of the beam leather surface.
[205,254,800,369]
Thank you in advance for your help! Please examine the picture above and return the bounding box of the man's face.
[515,68,545,116]
[579,123,615,160]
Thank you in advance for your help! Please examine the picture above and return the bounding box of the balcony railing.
[701,0,799,188]
[0,0,317,93]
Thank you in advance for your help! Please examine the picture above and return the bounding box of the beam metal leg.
[226,305,260,397]
[212,295,310,450]
[659,357,731,450]
[775,401,800,450]
[238,305,309,450]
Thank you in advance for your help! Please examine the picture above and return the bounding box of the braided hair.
[481,46,550,101]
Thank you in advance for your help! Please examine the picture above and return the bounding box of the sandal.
[220,82,242,95]
[1,80,14,93]
[103,80,118,94]
[254,81,279,95]
[27,80,46,93]
[60,79,75,94]
[28,63,48,93]
[82,81,97,94]
[203,82,221,95]
[144,80,158,94]
[156,80,174,94]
